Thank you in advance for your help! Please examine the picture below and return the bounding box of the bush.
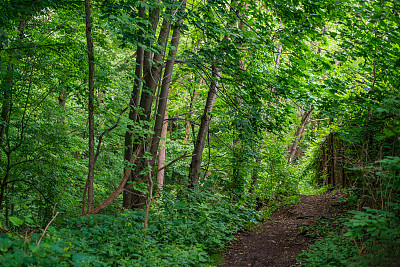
[0,189,261,266]
[298,206,400,266]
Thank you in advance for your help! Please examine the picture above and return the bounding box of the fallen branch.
[37,212,60,247]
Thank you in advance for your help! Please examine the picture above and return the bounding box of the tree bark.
[149,0,186,169]
[156,112,168,193]
[184,82,201,142]
[139,11,172,123]
[83,0,95,215]
[188,63,221,189]
[124,5,173,209]
[322,139,328,184]
[288,107,313,163]
[123,5,146,209]
[0,21,26,210]
[275,43,282,69]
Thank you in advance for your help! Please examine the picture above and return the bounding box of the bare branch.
[154,152,195,175]
[37,212,60,247]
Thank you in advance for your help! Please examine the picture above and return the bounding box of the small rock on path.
[222,193,344,267]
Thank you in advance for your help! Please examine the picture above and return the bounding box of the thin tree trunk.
[184,82,201,142]
[0,153,11,210]
[141,6,160,96]
[0,59,12,147]
[231,5,248,196]
[322,138,328,185]
[0,20,25,146]
[184,120,191,142]
[83,0,95,214]
[249,148,262,194]
[156,112,168,193]
[144,157,152,231]
[275,43,282,69]
[288,107,313,163]
[331,133,336,186]
[188,64,221,189]
[58,91,68,108]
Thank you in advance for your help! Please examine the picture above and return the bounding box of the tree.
[82,0,95,215]
[123,0,187,209]
[188,63,220,189]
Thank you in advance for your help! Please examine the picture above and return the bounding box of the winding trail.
[222,193,344,267]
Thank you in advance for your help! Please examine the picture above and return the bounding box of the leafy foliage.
[0,189,260,266]
[299,206,400,266]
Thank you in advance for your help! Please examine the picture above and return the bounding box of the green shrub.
[298,207,400,267]
[0,189,260,266]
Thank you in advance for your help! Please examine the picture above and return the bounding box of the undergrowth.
[298,203,400,266]
[0,189,261,266]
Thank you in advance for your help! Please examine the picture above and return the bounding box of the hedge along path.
[222,193,345,267]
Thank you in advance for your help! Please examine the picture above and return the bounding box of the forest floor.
[221,192,346,266]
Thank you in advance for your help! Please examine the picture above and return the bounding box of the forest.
[0,0,399,265]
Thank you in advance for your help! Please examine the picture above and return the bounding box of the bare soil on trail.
[222,193,346,267]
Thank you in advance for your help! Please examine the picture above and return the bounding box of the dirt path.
[222,193,345,267]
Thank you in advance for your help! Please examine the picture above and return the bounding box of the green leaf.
[9,217,23,227]
[0,238,12,253]
[72,253,95,265]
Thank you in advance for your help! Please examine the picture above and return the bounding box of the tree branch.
[154,152,195,175]
[94,107,128,164]
[88,144,143,215]
[37,212,60,247]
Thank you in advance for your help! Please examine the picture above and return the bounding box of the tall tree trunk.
[124,6,173,209]
[231,5,249,196]
[331,132,336,186]
[149,0,186,169]
[0,154,11,210]
[123,5,146,209]
[140,6,161,101]
[122,5,160,209]
[139,12,172,122]
[83,0,95,215]
[0,20,25,146]
[188,64,221,189]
